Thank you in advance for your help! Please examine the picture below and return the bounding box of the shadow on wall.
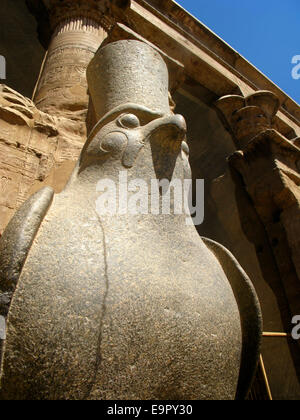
[175,84,300,399]
[173,87,235,241]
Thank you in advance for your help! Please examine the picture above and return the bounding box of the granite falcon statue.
[0,39,262,400]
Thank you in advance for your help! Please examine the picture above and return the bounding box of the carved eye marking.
[118,113,140,129]
[100,132,127,154]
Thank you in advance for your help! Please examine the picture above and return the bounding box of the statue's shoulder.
[0,187,54,316]
[202,236,263,400]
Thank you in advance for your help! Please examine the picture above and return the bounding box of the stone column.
[216,90,300,399]
[32,0,113,120]
[228,130,300,298]
[215,90,280,149]
[216,90,300,313]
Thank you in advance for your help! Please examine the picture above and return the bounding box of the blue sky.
[176,0,300,104]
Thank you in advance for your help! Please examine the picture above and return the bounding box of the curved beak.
[143,114,187,143]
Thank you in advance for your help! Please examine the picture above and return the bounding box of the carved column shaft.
[33,0,113,120]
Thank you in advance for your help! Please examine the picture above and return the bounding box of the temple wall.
[0,84,86,234]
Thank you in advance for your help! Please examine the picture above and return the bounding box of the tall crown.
[87,39,172,123]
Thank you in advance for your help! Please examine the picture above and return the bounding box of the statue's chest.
[2,203,242,400]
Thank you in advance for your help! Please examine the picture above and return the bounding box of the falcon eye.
[118,114,140,129]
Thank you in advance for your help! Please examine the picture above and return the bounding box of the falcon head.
[79,105,188,174]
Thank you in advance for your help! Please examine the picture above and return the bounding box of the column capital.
[47,0,112,32]
[26,0,131,48]
[215,90,280,149]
